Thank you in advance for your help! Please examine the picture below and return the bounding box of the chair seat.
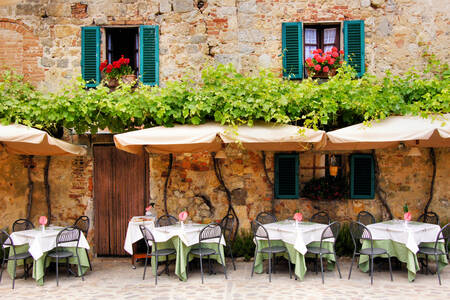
[152,248,176,256]
[8,252,32,260]
[190,248,217,256]
[260,246,287,254]
[47,250,74,258]
[306,246,333,255]
[360,247,387,255]
[418,247,445,256]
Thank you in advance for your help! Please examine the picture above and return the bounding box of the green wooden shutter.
[139,25,159,86]
[350,154,374,199]
[282,22,303,79]
[275,154,299,199]
[81,27,100,87]
[344,20,365,77]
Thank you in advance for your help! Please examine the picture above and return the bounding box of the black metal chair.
[357,211,376,225]
[73,216,92,271]
[220,214,236,270]
[417,212,440,225]
[310,211,331,224]
[306,221,342,284]
[12,219,34,232]
[44,226,84,286]
[256,212,277,224]
[417,223,449,285]
[186,223,227,284]
[348,221,393,285]
[139,225,176,285]
[156,214,178,227]
[250,220,292,282]
[0,229,32,289]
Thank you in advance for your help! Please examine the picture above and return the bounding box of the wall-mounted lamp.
[407,147,421,157]
[215,149,227,159]
[329,154,339,177]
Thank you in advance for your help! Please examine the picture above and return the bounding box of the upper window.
[350,154,374,199]
[304,25,340,60]
[81,25,159,87]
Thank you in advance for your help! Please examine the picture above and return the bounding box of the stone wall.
[0,0,447,90]
[149,146,450,231]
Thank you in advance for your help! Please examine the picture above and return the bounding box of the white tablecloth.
[367,220,441,254]
[6,226,90,260]
[261,220,328,255]
[124,217,225,255]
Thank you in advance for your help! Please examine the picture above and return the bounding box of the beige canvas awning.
[0,124,87,156]
[322,114,450,150]
[220,123,326,151]
[114,123,224,155]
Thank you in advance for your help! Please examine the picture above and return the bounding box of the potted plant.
[302,176,348,201]
[305,47,344,78]
[100,55,136,87]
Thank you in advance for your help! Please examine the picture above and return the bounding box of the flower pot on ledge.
[121,74,137,84]
[306,68,336,79]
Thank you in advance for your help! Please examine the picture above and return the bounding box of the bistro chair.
[306,221,342,284]
[73,216,92,271]
[44,226,84,286]
[156,214,178,227]
[186,223,227,284]
[348,221,393,285]
[12,219,34,232]
[220,214,236,270]
[256,212,277,224]
[417,212,440,225]
[139,225,176,285]
[357,211,376,225]
[0,229,32,289]
[310,211,331,224]
[250,220,292,282]
[417,223,449,285]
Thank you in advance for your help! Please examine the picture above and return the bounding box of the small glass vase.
[41,225,45,232]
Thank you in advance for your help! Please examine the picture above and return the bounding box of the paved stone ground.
[1,257,449,300]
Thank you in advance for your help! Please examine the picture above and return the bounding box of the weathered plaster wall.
[0,0,447,90]
[149,146,450,231]
[0,150,94,242]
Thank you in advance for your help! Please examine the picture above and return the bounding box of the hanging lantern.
[329,154,338,177]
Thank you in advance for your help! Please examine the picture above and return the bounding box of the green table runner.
[150,236,225,281]
[254,240,335,280]
[359,240,448,282]
[7,244,90,286]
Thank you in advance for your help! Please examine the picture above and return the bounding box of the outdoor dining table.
[253,220,336,280]
[4,226,91,285]
[359,220,448,282]
[124,219,226,281]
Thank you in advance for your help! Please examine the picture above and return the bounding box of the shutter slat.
[344,20,365,77]
[139,25,159,86]
[275,154,299,198]
[282,22,303,79]
[81,27,100,87]
[351,154,374,199]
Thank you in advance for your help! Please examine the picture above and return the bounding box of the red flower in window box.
[305,47,344,78]
[99,56,135,86]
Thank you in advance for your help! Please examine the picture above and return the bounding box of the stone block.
[190,34,207,44]
[57,58,69,68]
[361,0,371,8]
[238,29,263,43]
[173,0,193,13]
[160,0,172,13]
[238,0,257,14]
[54,25,79,38]
[41,57,54,67]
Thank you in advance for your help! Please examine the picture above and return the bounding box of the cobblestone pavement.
[1,257,449,300]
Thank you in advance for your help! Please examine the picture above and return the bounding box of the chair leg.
[86,249,93,271]
[286,252,292,279]
[370,255,374,285]
[435,254,441,285]
[268,253,272,283]
[199,255,204,284]
[12,259,17,289]
[165,255,169,276]
[66,258,70,276]
[387,253,393,281]
[319,254,324,284]
[348,251,356,280]
[334,252,342,279]
[154,255,159,285]
[143,254,148,280]
[425,255,429,275]
[219,249,227,280]
[208,256,212,275]
[228,244,236,271]
[56,256,59,287]
[185,251,190,279]
[0,257,5,284]
[315,254,318,274]
[250,248,257,278]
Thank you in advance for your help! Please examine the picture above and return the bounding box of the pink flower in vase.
[293,212,303,222]
[403,212,412,221]
[39,216,48,226]
[179,211,188,222]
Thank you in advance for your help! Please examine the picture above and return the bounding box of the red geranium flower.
[323,66,329,73]
[339,50,344,54]
[313,54,320,61]
[314,64,321,71]
[317,49,322,54]
[312,49,318,54]
[112,60,121,68]
[100,60,108,71]
[339,60,344,64]
[105,64,113,73]
[332,51,339,58]
[124,58,130,65]
[332,47,337,52]
[329,58,335,64]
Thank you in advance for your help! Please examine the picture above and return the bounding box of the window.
[282,20,365,79]
[350,154,374,199]
[274,154,299,199]
[81,25,159,87]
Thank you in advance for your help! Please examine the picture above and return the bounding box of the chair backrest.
[435,223,449,253]
[74,216,90,236]
[320,221,340,247]
[12,219,34,232]
[139,224,156,252]
[55,227,81,249]
[417,211,440,225]
[349,221,373,251]
[255,212,277,224]
[357,211,376,225]
[0,229,16,257]
[199,223,222,247]
[220,214,236,243]
[156,214,178,227]
[310,211,331,224]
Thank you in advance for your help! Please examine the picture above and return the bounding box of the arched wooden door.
[94,145,148,256]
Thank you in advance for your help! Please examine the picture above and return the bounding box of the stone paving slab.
[0,257,449,299]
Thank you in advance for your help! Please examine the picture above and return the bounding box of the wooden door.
[94,145,148,256]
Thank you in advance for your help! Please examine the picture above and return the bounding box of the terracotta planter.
[107,78,119,88]
[306,68,336,79]
[121,74,137,84]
